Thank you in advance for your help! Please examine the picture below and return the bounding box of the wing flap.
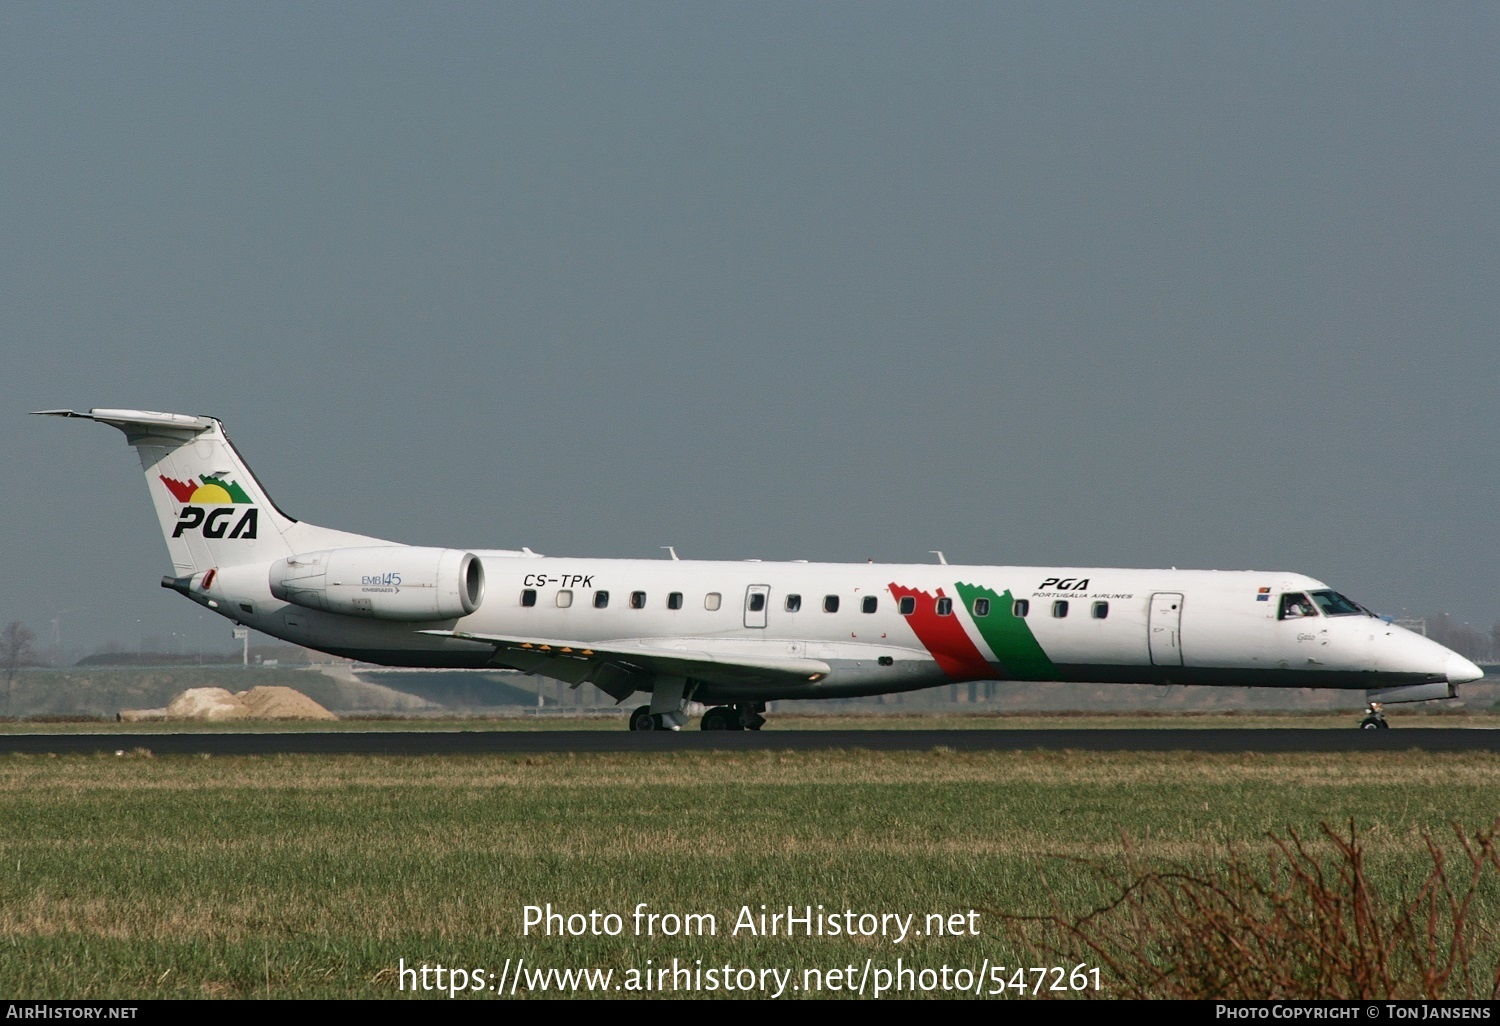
[418,629,831,689]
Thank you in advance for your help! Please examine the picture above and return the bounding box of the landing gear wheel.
[737,703,767,731]
[700,706,739,731]
[1360,715,1389,730]
[629,705,657,731]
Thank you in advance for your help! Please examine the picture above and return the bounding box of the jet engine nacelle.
[269,546,484,621]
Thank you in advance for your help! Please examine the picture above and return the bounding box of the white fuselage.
[202,554,1476,703]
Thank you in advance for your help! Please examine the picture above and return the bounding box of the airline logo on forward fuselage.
[1038,577,1089,590]
[160,474,258,539]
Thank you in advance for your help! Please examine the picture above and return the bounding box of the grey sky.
[4,3,1498,656]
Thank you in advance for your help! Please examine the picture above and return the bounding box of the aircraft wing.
[418,628,830,699]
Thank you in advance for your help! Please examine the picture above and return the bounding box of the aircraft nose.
[1447,652,1484,684]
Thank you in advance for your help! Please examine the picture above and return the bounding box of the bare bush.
[1007,820,1500,999]
[1,620,35,683]
[1,620,36,715]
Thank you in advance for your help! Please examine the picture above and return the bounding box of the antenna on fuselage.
[662,546,680,561]
[930,550,948,565]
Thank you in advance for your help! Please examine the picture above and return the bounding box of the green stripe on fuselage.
[953,582,1057,681]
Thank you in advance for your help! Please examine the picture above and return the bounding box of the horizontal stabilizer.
[33,409,214,434]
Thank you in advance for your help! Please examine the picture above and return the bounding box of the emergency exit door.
[1149,592,1184,665]
[744,585,770,628]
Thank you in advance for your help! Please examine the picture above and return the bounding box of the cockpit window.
[1278,593,1318,620]
[1309,590,1365,617]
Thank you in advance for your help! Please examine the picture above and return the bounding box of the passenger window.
[1278,593,1317,620]
[785,594,802,612]
[749,592,766,612]
[557,590,573,608]
[1092,601,1108,620]
[861,596,877,614]
[594,591,609,609]
[898,596,915,615]
[521,589,537,607]
[936,597,953,616]
[973,598,990,617]
[1052,600,1069,618]
[667,592,683,610]
[823,595,840,613]
[630,591,646,609]
[705,592,722,611]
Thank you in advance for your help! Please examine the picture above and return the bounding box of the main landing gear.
[628,705,665,731]
[1360,702,1389,730]
[628,675,693,731]
[699,703,766,731]
[625,677,767,731]
[628,703,766,731]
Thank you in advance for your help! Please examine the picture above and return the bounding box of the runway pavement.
[2,728,1499,755]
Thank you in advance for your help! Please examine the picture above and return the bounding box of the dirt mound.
[235,686,337,720]
[166,687,250,721]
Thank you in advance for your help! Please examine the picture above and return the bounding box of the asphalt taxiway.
[1,728,1498,755]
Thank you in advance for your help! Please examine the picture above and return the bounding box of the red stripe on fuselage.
[888,582,993,681]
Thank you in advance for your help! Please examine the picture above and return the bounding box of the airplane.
[40,407,1484,731]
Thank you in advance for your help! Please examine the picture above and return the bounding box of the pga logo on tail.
[160,474,259,539]
[172,505,258,539]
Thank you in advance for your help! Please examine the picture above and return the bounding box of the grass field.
[3,747,1500,998]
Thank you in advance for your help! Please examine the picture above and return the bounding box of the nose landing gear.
[1359,702,1389,730]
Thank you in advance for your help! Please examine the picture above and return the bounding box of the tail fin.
[38,408,387,573]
